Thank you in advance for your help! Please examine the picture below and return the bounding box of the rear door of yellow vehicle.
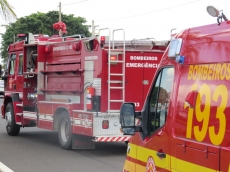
[171,64,221,172]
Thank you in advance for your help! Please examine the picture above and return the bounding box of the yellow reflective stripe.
[136,146,170,170]
[127,143,137,158]
[123,160,136,172]
[136,164,146,172]
[126,144,218,172]
[171,156,217,172]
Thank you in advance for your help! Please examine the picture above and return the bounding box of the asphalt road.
[0,98,127,172]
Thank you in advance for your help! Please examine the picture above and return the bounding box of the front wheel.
[58,112,72,150]
[5,103,20,136]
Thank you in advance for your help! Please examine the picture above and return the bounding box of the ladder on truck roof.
[99,28,126,115]
[103,37,169,50]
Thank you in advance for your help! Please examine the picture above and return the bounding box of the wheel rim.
[5,110,12,131]
[60,119,69,143]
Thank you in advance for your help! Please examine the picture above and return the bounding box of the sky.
[1,0,230,41]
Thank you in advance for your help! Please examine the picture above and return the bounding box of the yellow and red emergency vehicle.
[120,6,230,172]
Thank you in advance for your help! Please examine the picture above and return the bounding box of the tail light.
[102,120,109,129]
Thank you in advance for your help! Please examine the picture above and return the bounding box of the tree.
[0,0,17,22]
[0,11,91,62]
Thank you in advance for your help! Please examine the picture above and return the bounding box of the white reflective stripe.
[94,136,131,142]
[23,112,37,119]
[125,137,131,141]
[101,137,107,141]
[107,137,114,141]
[112,137,117,141]
[72,118,92,127]
[19,93,23,99]
[73,119,81,125]
[45,94,80,103]
[118,137,125,141]
[0,162,14,172]
[73,117,92,122]
[113,137,119,142]
[39,114,53,121]
[38,101,72,104]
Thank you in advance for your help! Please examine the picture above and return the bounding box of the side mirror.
[120,103,135,135]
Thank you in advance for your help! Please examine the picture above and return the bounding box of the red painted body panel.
[38,120,53,130]
[72,111,93,136]
[100,50,164,112]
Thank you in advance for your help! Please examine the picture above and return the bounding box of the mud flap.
[72,134,95,149]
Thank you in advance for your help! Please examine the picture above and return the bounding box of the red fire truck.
[1,23,169,149]
[120,6,230,172]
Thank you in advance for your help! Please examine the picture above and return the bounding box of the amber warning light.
[110,55,117,61]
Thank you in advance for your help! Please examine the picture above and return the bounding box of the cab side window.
[9,54,16,75]
[18,54,23,75]
[149,67,174,134]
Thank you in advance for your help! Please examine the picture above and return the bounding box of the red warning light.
[110,55,117,61]
[100,36,105,47]
[45,45,50,53]
[102,120,109,129]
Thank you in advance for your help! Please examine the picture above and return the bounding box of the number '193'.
[184,84,228,145]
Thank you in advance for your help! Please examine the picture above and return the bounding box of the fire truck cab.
[120,6,230,172]
[1,26,169,150]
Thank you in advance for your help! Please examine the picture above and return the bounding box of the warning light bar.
[17,34,26,37]
[17,34,26,41]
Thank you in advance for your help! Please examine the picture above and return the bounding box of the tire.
[58,112,72,150]
[5,102,20,136]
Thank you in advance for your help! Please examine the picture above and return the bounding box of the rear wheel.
[58,112,72,150]
[5,102,20,136]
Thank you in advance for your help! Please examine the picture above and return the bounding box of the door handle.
[13,84,16,90]
[156,151,166,159]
